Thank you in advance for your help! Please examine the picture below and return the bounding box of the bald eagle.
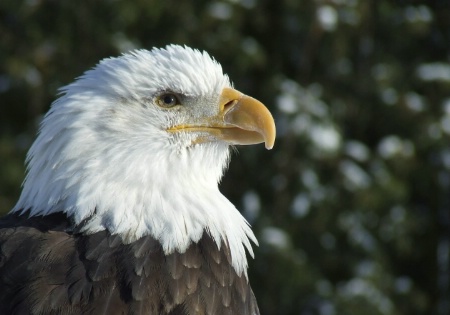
[0,45,275,314]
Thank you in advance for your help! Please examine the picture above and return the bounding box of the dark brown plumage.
[0,212,259,315]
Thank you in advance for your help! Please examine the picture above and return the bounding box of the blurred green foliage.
[1,0,449,314]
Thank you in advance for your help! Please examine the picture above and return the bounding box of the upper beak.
[218,87,276,149]
[168,87,276,149]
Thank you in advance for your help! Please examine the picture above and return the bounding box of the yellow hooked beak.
[167,87,276,149]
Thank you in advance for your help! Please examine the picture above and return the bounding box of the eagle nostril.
[223,99,238,113]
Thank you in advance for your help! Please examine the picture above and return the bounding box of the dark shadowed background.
[1,1,449,314]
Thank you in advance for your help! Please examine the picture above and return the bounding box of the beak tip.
[264,127,276,150]
[265,141,275,150]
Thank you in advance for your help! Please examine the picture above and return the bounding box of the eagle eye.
[157,93,180,108]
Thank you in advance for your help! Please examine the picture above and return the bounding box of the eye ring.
[156,93,180,108]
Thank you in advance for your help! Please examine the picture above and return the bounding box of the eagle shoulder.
[0,212,259,315]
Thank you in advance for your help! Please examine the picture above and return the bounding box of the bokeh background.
[1,1,449,314]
